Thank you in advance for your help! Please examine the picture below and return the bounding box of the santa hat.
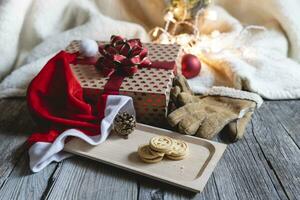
[27,50,135,172]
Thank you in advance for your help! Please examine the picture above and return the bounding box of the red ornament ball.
[181,54,201,79]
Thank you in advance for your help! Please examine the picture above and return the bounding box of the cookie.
[166,149,189,160]
[165,154,187,160]
[149,136,173,153]
[137,136,189,164]
[148,147,165,157]
[169,139,189,157]
[138,145,162,160]
[140,156,163,163]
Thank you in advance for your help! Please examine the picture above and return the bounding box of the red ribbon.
[95,35,152,77]
[102,62,176,95]
[94,35,175,94]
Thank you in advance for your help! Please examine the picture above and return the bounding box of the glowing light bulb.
[152,28,159,37]
[159,33,170,44]
[164,11,175,22]
[176,34,191,46]
[206,10,218,21]
[211,30,221,38]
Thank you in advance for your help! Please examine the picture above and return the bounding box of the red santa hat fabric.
[27,51,134,172]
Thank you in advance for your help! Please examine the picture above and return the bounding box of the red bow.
[95,35,151,77]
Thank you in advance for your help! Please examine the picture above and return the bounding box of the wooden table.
[0,99,299,200]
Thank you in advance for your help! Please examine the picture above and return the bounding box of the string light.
[205,10,218,21]
[149,0,216,48]
[211,30,221,38]
[148,0,266,60]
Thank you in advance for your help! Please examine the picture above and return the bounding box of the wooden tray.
[64,123,227,192]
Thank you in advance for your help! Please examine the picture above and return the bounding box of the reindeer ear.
[79,39,98,57]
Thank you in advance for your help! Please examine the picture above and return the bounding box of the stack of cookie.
[137,136,189,163]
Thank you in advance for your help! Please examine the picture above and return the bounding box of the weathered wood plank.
[0,154,57,200]
[162,133,284,200]
[251,102,300,199]
[210,120,290,200]
[138,103,292,200]
[45,157,138,200]
[1,99,299,200]
[0,99,59,200]
[138,175,220,200]
[264,101,300,148]
[150,174,220,200]
[0,100,32,188]
[138,179,165,200]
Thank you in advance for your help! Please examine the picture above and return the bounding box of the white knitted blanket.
[0,0,300,99]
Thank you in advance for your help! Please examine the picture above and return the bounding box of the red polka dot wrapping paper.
[66,41,180,126]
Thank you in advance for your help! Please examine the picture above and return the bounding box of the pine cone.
[114,112,136,138]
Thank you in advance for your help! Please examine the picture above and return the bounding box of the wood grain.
[0,100,31,188]
[64,124,227,192]
[265,101,300,148]
[138,102,297,200]
[0,99,59,200]
[251,102,300,200]
[158,135,285,200]
[0,156,57,200]
[0,99,299,200]
[209,123,287,200]
[138,174,220,200]
[45,157,138,200]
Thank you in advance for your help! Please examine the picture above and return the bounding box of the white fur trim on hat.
[28,95,135,173]
[79,39,98,57]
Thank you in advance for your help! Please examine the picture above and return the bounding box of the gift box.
[65,40,180,126]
